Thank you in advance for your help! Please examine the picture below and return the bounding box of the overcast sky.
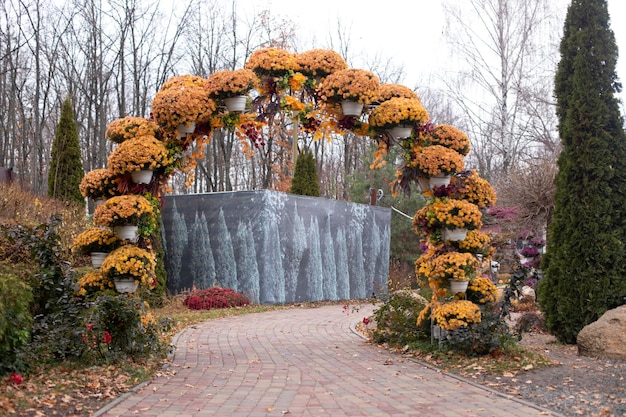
[239,0,626,103]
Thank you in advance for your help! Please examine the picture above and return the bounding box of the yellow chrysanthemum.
[432,300,482,331]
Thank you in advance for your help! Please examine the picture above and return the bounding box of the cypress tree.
[48,96,84,205]
[290,150,320,197]
[539,0,626,343]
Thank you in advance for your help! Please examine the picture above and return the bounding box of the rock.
[577,305,626,360]
[393,289,428,305]
[521,286,536,301]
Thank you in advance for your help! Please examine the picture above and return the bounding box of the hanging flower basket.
[101,245,156,292]
[421,124,471,156]
[71,227,120,255]
[413,198,483,234]
[410,145,465,178]
[296,49,348,78]
[244,47,299,78]
[105,117,161,144]
[205,68,257,100]
[107,135,172,177]
[93,195,155,230]
[369,97,429,134]
[79,168,120,200]
[318,68,380,106]
[152,75,216,131]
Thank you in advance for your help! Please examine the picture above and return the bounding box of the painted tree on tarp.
[48,97,84,206]
[166,200,188,292]
[191,212,215,290]
[539,0,626,344]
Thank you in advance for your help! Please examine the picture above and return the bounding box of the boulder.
[577,305,626,360]
[521,285,536,301]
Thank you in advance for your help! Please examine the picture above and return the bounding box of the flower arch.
[75,47,501,351]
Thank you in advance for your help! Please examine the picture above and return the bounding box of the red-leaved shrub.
[183,287,250,310]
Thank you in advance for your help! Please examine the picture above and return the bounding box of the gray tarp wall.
[161,190,391,304]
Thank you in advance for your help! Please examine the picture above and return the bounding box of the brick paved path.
[95,304,560,417]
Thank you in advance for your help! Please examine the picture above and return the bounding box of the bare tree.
[442,0,561,180]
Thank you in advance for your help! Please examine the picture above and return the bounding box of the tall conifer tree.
[290,150,320,197]
[48,97,84,205]
[539,0,626,343]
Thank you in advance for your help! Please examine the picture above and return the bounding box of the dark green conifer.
[539,0,626,343]
[290,150,321,197]
[48,97,84,206]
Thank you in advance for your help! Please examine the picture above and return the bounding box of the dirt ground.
[466,330,626,417]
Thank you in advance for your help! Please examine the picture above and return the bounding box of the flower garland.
[414,198,483,231]
[107,135,172,175]
[93,195,154,228]
[296,49,348,78]
[71,228,120,254]
[410,145,465,177]
[244,47,299,77]
[205,68,258,100]
[318,68,380,104]
[432,300,482,331]
[369,97,429,130]
[79,169,120,200]
[422,124,471,156]
[100,245,156,287]
[105,117,161,144]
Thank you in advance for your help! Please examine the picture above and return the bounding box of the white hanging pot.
[449,279,469,294]
[90,252,108,268]
[224,95,247,112]
[429,174,452,188]
[177,122,196,138]
[340,100,364,117]
[130,169,153,184]
[443,228,468,242]
[114,225,139,243]
[113,279,139,294]
[388,124,413,139]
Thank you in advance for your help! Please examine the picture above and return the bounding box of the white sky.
[239,0,626,104]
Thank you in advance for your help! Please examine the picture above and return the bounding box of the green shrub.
[371,290,429,346]
[81,295,170,363]
[0,265,33,374]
